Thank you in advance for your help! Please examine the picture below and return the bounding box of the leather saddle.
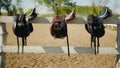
[85,7,111,54]
[13,8,37,53]
[50,10,75,56]
[85,7,111,37]
[50,10,75,38]
[85,14,105,37]
[51,16,67,38]
[13,14,33,37]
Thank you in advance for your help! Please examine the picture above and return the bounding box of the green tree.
[11,5,17,15]
[16,0,22,14]
[16,0,22,6]
[25,8,33,15]
[91,3,98,15]
[91,0,109,15]
[2,0,12,15]
[18,7,24,14]
[0,0,3,15]
[37,0,75,15]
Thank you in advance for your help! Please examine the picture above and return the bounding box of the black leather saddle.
[85,14,105,38]
[85,7,111,54]
[13,8,37,53]
[13,14,33,37]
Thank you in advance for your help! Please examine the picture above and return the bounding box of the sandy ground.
[5,24,117,68]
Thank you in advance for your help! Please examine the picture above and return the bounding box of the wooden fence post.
[116,24,120,68]
[0,23,7,68]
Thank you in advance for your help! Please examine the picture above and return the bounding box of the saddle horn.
[98,7,111,19]
[65,10,76,21]
[27,8,37,20]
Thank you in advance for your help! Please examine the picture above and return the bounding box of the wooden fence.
[0,16,120,68]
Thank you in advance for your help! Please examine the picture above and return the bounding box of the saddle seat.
[13,14,33,37]
[51,16,67,38]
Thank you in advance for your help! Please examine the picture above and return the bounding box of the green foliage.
[37,0,75,16]
[18,7,24,14]
[60,2,76,15]
[11,5,17,15]
[0,0,116,17]
[17,0,22,4]
[0,0,23,16]
[112,14,120,17]
[0,0,4,15]
[91,6,104,16]
[75,5,111,16]
[75,6,92,16]
[38,14,53,17]
[16,0,22,6]
[25,8,33,15]
[1,12,8,16]
[1,0,13,15]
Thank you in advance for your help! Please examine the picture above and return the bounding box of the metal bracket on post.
[116,24,120,68]
[0,23,7,68]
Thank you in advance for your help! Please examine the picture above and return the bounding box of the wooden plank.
[1,46,119,54]
[0,16,15,23]
[0,24,2,68]
[0,16,120,24]
[0,52,2,68]
[116,24,120,68]
[0,53,1,68]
